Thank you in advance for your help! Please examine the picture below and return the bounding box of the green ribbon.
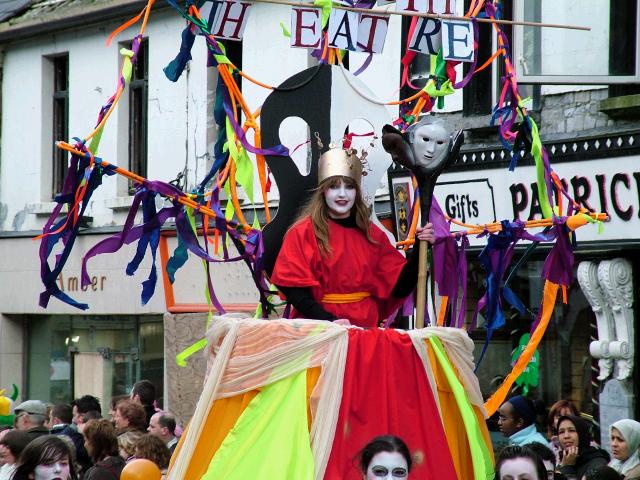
[314,0,333,28]
[528,118,554,219]
[428,337,494,480]
[89,48,134,154]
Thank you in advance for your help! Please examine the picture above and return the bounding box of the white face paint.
[498,457,539,480]
[33,460,70,480]
[366,451,409,479]
[324,178,356,219]
[410,123,449,169]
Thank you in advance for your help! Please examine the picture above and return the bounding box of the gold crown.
[318,145,367,185]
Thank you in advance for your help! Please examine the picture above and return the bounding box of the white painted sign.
[290,7,322,49]
[327,10,359,51]
[206,0,254,41]
[441,19,475,62]
[408,18,442,54]
[435,155,640,245]
[356,13,390,53]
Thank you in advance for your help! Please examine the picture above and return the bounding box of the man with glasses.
[498,395,550,447]
[13,400,48,440]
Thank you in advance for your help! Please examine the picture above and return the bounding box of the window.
[52,55,69,197]
[513,0,640,84]
[128,39,148,193]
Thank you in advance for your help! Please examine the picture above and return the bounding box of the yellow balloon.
[121,459,162,480]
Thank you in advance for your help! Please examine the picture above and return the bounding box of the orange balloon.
[121,459,162,480]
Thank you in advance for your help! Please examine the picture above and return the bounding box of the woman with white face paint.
[495,445,548,480]
[358,436,412,479]
[11,435,77,480]
[272,146,435,328]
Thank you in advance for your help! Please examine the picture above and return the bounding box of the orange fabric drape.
[170,367,322,478]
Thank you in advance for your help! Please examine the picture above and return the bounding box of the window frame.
[512,0,640,85]
[51,54,69,198]
[128,38,149,194]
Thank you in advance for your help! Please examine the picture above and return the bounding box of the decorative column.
[579,258,635,450]
[577,261,615,380]
[598,259,634,381]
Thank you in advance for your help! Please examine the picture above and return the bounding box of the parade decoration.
[33,0,606,432]
[0,384,19,428]
[167,316,493,480]
[512,333,539,396]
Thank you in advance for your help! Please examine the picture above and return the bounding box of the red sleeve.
[270,219,321,288]
[371,225,407,295]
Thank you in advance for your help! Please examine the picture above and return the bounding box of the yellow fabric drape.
[202,370,314,479]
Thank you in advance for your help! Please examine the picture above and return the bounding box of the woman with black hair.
[495,445,547,480]
[11,435,78,480]
[556,415,609,479]
[358,435,412,479]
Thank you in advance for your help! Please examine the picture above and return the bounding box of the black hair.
[583,465,623,480]
[71,395,101,415]
[51,403,73,425]
[496,445,547,480]
[358,435,412,474]
[527,441,555,467]
[132,380,156,406]
[12,435,78,480]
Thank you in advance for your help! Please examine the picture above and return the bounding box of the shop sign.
[436,155,640,244]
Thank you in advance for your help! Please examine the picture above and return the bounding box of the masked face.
[33,458,70,480]
[324,178,356,219]
[410,123,449,170]
[498,457,539,480]
[366,451,409,479]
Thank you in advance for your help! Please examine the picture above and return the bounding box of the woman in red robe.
[271,147,434,328]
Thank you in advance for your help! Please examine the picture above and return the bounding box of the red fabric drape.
[324,329,458,479]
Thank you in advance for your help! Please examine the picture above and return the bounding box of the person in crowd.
[0,430,31,480]
[496,445,548,480]
[548,400,581,462]
[118,431,143,463]
[557,415,609,479]
[147,412,178,454]
[608,419,640,479]
[583,465,623,480]
[13,400,49,440]
[113,400,147,435]
[43,405,54,431]
[108,395,128,425]
[130,381,156,428]
[358,435,412,479]
[76,411,102,435]
[49,403,92,474]
[71,396,101,427]
[82,419,125,480]
[134,434,171,475]
[528,442,557,480]
[271,148,435,328]
[498,396,549,447]
[11,435,78,480]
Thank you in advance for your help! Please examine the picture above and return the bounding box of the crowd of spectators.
[0,380,179,480]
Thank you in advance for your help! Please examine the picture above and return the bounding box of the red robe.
[271,217,407,328]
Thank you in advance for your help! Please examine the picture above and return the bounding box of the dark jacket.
[557,415,610,479]
[50,424,92,472]
[25,425,49,441]
[83,456,125,480]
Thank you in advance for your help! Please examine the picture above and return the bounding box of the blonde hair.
[297,175,374,256]
[118,430,143,458]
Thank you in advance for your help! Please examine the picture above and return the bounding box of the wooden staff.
[249,0,591,31]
